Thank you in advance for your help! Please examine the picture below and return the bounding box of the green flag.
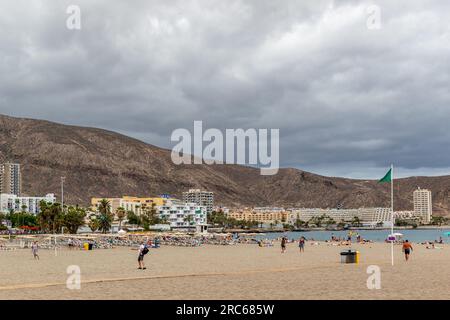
[378,168,392,183]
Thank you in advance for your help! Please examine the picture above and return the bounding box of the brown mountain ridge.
[0,114,449,215]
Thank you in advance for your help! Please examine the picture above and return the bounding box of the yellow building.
[227,210,289,224]
[91,196,168,216]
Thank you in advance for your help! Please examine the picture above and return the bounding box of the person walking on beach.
[137,242,149,269]
[281,236,287,253]
[402,240,413,261]
[31,241,39,260]
[298,236,305,253]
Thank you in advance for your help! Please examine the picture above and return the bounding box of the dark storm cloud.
[1,0,450,178]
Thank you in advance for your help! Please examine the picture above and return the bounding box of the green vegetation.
[294,218,306,229]
[6,211,38,228]
[141,203,161,230]
[32,201,87,233]
[63,205,87,234]
[96,199,114,233]
[126,210,141,226]
[430,216,449,226]
[395,219,417,228]
[308,214,336,228]
[351,216,362,227]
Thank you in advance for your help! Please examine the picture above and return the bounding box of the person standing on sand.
[137,242,148,269]
[298,236,305,253]
[31,241,39,260]
[402,240,413,261]
[281,237,287,253]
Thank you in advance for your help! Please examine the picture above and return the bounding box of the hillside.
[0,114,449,214]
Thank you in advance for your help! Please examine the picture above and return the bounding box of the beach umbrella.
[389,232,403,237]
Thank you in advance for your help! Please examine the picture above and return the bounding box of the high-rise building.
[0,193,56,215]
[182,189,214,214]
[413,187,432,224]
[0,163,21,196]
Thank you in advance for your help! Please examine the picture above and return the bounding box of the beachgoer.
[281,237,287,253]
[137,242,148,269]
[31,241,39,260]
[68,238,73,250]
[299,236,305,252]
[402,240,413,261]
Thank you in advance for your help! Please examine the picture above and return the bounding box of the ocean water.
[253,229,450,243]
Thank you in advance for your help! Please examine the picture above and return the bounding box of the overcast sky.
[1,0,449,179]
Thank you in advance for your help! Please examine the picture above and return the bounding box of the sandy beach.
[1,242,449,300]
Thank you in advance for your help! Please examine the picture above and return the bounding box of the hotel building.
[227,209,289,224]
[182,189,214,214]
[0,193,56,214]
[413,188,432,224]
[91,196,169,216]
[228,207,391,226]
[288,207,391,226]
[157,200,207,228]
[0,163,21,196]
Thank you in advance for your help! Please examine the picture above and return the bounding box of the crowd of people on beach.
[1,230,447,266]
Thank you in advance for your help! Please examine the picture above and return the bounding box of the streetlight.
[61,176,66,212]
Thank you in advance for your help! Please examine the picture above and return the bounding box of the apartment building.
[287,207,391,226]
[227,210,289,224]
[157,200,207,228]
[0,163,21,196]
[91,196,169,216]
[182,189,214,214]
[0,193,56,214]
[413,188,432,224]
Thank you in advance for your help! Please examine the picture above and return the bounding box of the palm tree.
[351,216,361,227]
[184,214,194,227]
[97,199,113,233]
[160,215,169,225]
[116,207,126,231]
[88,218,100,233]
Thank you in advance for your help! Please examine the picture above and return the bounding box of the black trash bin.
[340,250,357,263]
[88,243,93,250]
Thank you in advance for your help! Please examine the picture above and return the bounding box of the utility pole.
[61,176,65,211]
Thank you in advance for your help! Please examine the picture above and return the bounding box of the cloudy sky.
[1,0,449,179]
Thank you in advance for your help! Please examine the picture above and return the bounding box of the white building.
[157,200,207,229]
[288,207,391,226]
[253,207,285,213]
[413,188,432,224]
[182,189,214,214]
[0,193,56,215]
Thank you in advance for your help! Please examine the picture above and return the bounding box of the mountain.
[0,114,449,215]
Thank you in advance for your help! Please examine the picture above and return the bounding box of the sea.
[253,228,450,243]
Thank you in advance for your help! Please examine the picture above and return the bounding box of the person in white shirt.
[31,242,39,260]
[137,242,147,269]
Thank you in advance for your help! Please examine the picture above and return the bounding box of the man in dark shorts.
[402,240,413,261]
[281,237,287,253]
[137,242,148,269]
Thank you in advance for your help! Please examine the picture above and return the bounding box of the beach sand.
[1,242,449,299]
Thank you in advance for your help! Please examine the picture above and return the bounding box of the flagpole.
[391,163,394,266]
